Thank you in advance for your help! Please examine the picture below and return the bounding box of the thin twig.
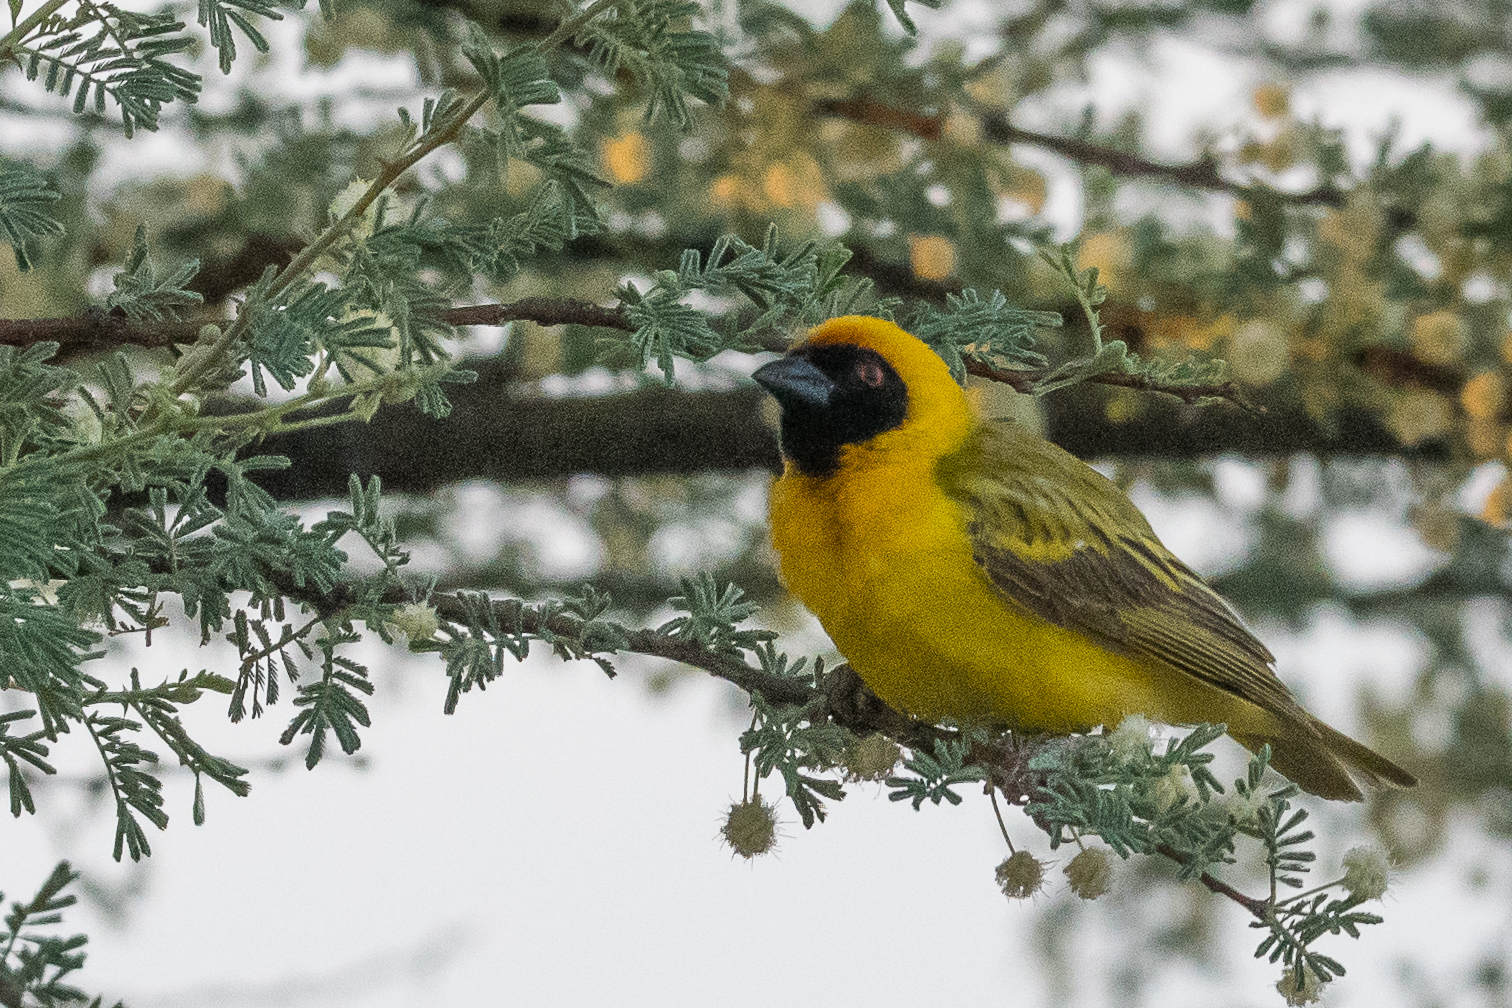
[1156,844,1270,919]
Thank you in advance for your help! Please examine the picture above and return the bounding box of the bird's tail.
[1232,718,1417,803]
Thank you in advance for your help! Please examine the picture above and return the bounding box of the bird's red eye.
[856,358,886,387]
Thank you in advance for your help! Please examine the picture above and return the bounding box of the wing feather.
[937,421,1302,719]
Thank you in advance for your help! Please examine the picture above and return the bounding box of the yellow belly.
[769,459,1273,734]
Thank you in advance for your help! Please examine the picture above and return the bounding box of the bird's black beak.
[752,355,835,410]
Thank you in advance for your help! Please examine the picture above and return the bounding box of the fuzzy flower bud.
[843,734,902,782]
[1063,847,1114,900]
[1107,714,1154,760]
[390,602,439,642]
[329,178,378,239]
[995,850,1047,900]
[721,798,778,859]
[1340,845,1391,900]
[1221,785,1268,826]
[1275,966,1325,1006]
[1153,764,1196,813]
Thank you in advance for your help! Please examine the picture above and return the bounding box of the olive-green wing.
[937,421,1301,719]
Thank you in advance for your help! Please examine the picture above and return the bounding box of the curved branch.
[812,96,1352,213]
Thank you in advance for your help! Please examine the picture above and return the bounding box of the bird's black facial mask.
[752,343,908,478]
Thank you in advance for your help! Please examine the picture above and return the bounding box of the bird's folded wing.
[937,421,1302,718]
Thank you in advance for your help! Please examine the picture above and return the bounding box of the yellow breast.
[769,442,1172,731]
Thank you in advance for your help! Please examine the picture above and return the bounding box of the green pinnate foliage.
[615,228,889,377]
[105,225,203,323]
[0,161,64,271]
[197,0,281,73]
[16,4,200,136]
[0,343,79,464]
[423,587,630,714]
[911,288,1060,381]
[881,0,944,34]
[742,685,850,828]
[280,627,374,769]
[0,592,101,738]
[1,862,118,1007]
[461,27,561,153]
[568,0,728,131]
[886,736,986,809]
[0,710,54,817]
[1033,243,1233,398]
[1028,722,1233,869]
[1025,726,1386,994]
[661,573,773,654]
[99,669,250,814]
[85,710,168,861]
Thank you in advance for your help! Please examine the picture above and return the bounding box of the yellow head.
[753,315,975,478]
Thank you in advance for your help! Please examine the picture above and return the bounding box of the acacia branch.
[1156,844,1270,919]
[812,96,1349,211]
[9,296,1259,410]
[963,357,1264,414]
[0,298,636,351]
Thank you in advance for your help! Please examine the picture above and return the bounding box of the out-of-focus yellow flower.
[762,155,826,210]
[1229,319,1290,386]
[184,175,229,217]
[1466,418,1504,459]
[1461,371,1504,420]
[942,110,980,146]
[710,174,739,205]
[1148,313,1235,352]
[1484,479,1511,526]
[909,235,956,281]
[603,133,650,184]
[997,164,1047,216]
[1411,310,1465,366]
[1253,83,1290,119]
[1077,231,1131,293]
[1388,388,1453,446]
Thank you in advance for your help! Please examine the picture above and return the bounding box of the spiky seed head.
[1107,714,1154,760]
[1063,847,1114,900]
[843,734,902,782]
[390,602,439,642]
[1341,845,1391,900]
[995,850,1047,900]
[1275,965,1325,1006]
[721,798,779,859]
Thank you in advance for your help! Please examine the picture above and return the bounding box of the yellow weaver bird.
[752,315,1416,801]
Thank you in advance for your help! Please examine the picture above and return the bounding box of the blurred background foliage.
[6,0,1512,1001]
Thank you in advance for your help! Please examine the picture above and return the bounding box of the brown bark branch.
[1157,845,1271,919]
[442,297,634,333]
[9,296,1261,413]
[0,299,636,351]
[812,96,1352,212]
